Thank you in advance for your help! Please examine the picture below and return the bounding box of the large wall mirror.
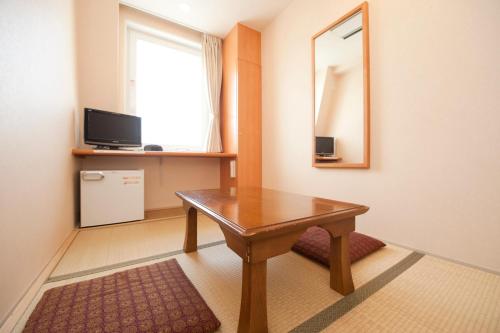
[312,2,370,168]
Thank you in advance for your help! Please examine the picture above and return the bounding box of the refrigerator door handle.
[82,171,105,181]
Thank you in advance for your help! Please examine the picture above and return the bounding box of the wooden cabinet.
[220,24,262,188]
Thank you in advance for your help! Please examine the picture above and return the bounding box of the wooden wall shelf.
[72,149,237,158]
[315,155,342,161]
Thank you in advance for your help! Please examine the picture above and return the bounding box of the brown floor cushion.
[292,227,386,267]
[23,259,220,333]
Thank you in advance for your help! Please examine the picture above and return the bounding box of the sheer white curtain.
[202,34,223,152]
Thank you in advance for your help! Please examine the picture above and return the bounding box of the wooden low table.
[175,187,369,333]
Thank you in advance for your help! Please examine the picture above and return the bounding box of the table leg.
[238,260,268,333]
[183,205,197,252]
[329,232,354,295]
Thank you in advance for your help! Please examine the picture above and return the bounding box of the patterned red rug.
[292,228,386,267]
[23,259,220,333]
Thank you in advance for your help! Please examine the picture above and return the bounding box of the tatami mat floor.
[323,256,500,333]
[51,215,224,278]
[16,242,410,332]
[14,217,500,332]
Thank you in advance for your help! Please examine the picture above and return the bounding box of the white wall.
[0,0,78,324]
[262,0,500,272]
[75,0,120,123]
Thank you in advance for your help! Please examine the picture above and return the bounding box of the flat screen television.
[316,136,334,156]
[84,108,141,148]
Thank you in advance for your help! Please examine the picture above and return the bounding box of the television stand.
[315,155,342,162]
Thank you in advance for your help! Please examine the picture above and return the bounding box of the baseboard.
[144,206,184,220]
[382,239,500,276]
[0,229,79,333]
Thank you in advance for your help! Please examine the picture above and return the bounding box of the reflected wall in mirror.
[312,2,370,168]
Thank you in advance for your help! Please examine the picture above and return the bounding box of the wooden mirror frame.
[312,2,370,169]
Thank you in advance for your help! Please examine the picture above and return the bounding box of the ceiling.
[120,0,294,38]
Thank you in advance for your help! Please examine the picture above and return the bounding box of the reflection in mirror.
[313,4,369,168]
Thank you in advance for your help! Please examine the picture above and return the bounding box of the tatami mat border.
[290,251,425,333]
[47,240,226,283]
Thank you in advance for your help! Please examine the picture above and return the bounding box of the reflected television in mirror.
[316,136,335,156]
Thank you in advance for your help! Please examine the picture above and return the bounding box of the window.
[127,28,207,151]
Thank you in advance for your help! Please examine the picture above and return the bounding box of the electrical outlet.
[230,160,236,178]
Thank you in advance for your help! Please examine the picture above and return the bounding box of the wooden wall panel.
[220,23,261,188]
[237,24,261,65]
[221,25,239,155]
[237,60,262,187]
[220,158,237,189]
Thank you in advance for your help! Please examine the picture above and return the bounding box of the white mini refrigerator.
[80,170,144,227]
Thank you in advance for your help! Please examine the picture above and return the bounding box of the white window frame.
[125,24,206,151]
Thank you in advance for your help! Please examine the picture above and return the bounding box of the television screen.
[84,108,141,148]
[316,136,334,155]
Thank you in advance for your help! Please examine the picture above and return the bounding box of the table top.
[176,187,368,238]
